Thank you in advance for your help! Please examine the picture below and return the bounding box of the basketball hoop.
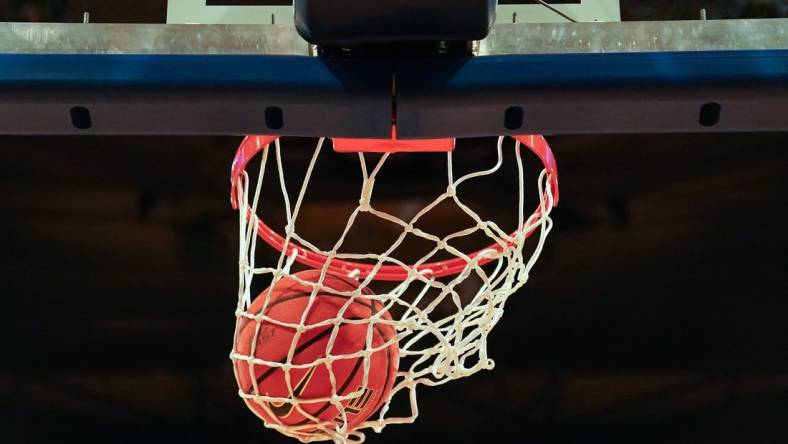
[230,134,559,443]
[231,134,558,281]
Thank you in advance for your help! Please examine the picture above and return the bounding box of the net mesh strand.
[231,137,555,443]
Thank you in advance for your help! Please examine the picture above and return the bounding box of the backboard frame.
[0,17,785,137]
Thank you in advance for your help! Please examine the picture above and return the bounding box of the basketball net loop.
[231,136,558,443]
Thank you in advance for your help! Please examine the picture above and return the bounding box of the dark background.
[1,1,788,443]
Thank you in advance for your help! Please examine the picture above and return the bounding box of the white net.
[230,136,556,443]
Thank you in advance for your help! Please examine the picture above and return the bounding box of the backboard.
[166,0,622,25]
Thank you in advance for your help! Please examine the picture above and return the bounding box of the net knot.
[358,177,376,211]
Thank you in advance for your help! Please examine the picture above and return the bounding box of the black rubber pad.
[294,0,497,45]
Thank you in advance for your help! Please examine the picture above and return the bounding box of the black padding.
[294,0,498,46]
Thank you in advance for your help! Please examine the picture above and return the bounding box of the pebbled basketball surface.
[234,270,399,436]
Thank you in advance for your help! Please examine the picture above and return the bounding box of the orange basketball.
[233,270,399,437]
